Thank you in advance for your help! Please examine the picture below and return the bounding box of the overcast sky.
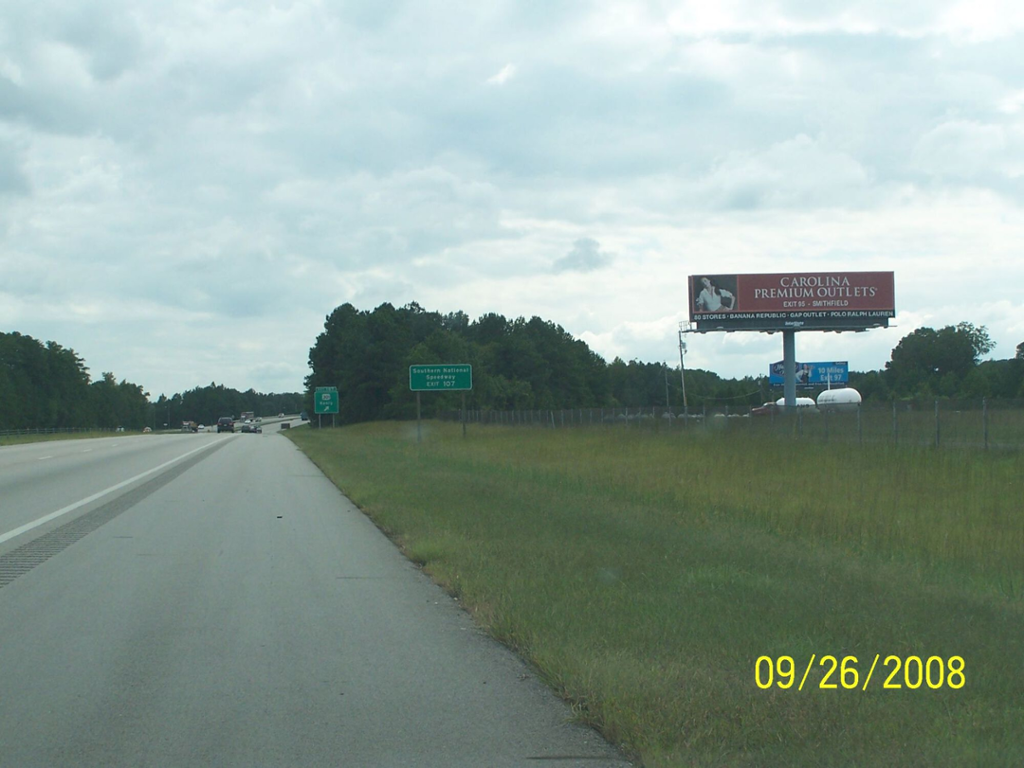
[2,1,1023,398]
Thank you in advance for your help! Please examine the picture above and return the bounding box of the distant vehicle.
[142,426,152,433]
[241,411,255,422]
[241,423,262,434]
[300,411,308,421]
[197,424,205,432]
[217,417,235,433]
[278,413,284,418]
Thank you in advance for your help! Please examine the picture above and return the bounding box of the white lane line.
[0,438,229,546]
[37,456,54,461]
[81,449,93,453]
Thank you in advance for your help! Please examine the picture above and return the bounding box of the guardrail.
[0,427,131,437]
[2,416,304,440]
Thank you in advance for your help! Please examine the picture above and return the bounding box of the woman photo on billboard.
[695,276,735,312]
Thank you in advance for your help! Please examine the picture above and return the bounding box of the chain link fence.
[440,399,1024,450]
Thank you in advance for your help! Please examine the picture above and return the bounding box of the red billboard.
[688,272,895,332]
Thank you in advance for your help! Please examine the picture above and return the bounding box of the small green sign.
[409,364,472,391]
[315,388,339,414]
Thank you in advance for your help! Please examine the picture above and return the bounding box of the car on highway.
[217,417,234,433]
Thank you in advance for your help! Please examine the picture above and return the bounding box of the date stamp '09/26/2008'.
[755,655,965,692]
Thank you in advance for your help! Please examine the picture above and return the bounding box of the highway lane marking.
[37,456,54,461]
[0,438,231,547]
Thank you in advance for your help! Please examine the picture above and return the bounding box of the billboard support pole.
[416,392,422,443]
[783,331,797,409]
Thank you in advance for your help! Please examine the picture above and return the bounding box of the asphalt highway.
[0,425,629,767]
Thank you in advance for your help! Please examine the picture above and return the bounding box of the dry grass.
[288,422,1024,767]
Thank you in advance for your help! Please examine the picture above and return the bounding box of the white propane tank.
[816,387,862,411]
[775,396,818,410]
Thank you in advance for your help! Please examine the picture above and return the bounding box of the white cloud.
[998,90,1024,115]
[697,134,871,209]
[486,63,516,85]
[911,120,1013,178]
[552,237,613,272]
[936,0,1024,43]
[1,0,1023,397]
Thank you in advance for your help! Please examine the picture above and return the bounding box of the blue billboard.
[769,361,849,386]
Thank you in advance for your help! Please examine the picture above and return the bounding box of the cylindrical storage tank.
[816,387,862,412]
[775,396,817,409]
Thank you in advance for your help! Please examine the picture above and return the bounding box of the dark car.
[217,416,234,433]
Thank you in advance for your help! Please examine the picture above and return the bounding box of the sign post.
[314,386,339,428]
[409,364,473,442]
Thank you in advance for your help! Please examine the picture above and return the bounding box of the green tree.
[961,358,1024,400]
[0,332,98,429]
[885,323,994,397]
[849,370,889,401]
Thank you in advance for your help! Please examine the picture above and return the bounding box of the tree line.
[151,385,304,429]
[0,332,149,431]
[5,310,1021,432]
[854,322,1024,401]
[305,304,1024,425]
[0,331,302,431]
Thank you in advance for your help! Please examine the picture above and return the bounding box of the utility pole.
[678,324,689,415]
[664,363,670,408]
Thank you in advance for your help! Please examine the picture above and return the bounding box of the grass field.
[287,422,1023,767]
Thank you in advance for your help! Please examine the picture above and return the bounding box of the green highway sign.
[314,387,339,414]
[409,364,472,392]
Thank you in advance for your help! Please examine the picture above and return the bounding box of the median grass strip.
[287,422,1023,767]
[0,430,149,447]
